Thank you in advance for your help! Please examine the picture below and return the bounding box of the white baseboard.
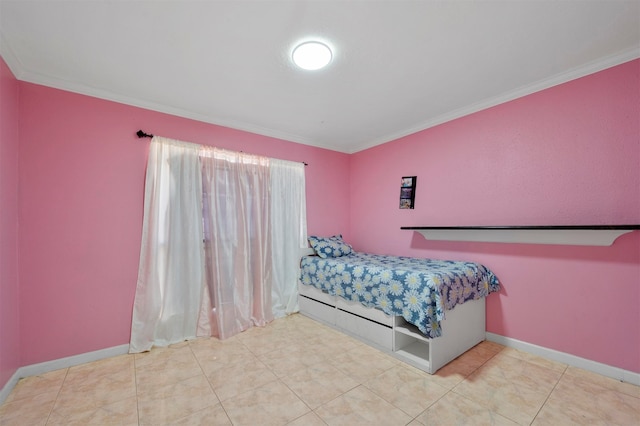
[0,344,129,404]
[0,370,21,405]
[486,332,640,386]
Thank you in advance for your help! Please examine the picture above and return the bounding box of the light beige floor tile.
[221,380,310,426]
[234,319,299,339]
[414,391,518,425]
[135,345,204,393]
[470,340,505,359]
[57,355,136,400]
[532,370,640,425]
[364,365,449,417]
[70,353,134,371]
[427,343,496,390]
[0,390,58,426]
[46,395,138,425]
[478,351,563,391]
[428,356,477,390]
[453,369,552,425]
[3,314,638,426]
[172,403,232,425]
[258,343,328,378]
[266,314,298,327]
[298,338,351,360]
[287,411,328,426]
[234,322,284,339]
[137,374,219,425]
[294,324,344,342]
[53,355,137,419]
[190,338,258,376]
[3,368,67,404]
[310,331,363,353]
[328,345,397,383]
[280,363,359,409]
[286,328,322,340]
[287,329,332,345]
[239,332,297,356]
[51,387,137,424]
[133,341,190,369]
[206,358,278,401]
[563,365,640,398]
[499,347,567,374]
[271,315,320,335]
[315,385,412,426]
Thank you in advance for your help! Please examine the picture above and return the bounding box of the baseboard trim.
[0,370,21,405]
[0,344,129,404]
[486,332,640,386]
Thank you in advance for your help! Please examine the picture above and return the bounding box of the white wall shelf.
[402,225,639,246]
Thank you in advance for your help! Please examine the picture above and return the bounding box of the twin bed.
[298,235,500,374]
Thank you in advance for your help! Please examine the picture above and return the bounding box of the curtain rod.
[136,130,308,166]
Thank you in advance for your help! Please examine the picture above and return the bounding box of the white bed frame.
[298,280,486,374]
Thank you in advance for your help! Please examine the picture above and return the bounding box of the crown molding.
[13,65,340,151]
[350,47,640,154]
[0,31,25,80]
[2,36,637,155]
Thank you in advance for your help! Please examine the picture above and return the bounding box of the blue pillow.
[308,235,353,258]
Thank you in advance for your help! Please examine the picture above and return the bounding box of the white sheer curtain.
[130,137,307,352]
[130,138,205,353]
[270,159,307,318]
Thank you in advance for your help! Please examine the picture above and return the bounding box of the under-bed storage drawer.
[336,298,394,327]
[298,283,336,306]
[299,295,336,325]
[336,309,393,350]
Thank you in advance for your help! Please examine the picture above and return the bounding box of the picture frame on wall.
[399,176,416,209]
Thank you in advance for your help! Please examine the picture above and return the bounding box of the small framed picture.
[399,176,416,209]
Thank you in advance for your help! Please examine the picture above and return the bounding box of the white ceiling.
[1,1,638,154]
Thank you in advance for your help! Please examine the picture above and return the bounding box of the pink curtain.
[201,149,273,339]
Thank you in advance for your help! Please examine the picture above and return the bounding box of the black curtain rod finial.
[137,130,153,139]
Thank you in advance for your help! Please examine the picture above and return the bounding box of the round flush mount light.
[292,41,332,70]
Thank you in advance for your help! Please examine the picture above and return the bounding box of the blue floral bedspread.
[299,252,500,338]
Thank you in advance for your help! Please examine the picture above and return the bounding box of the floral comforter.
[299,252,500,338]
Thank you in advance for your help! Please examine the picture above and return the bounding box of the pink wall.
[17,82,350,366]
[0,57,21,387]
[350,59,640,372]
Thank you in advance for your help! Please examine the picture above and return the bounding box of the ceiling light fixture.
[292,41,332,70]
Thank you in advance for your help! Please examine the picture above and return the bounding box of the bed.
[297,235,501,374]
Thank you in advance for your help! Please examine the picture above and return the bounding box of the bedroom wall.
[0,57,21,387]
[16,82,350,367]
[349,59,640,373]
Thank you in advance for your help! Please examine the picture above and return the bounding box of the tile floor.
[1,313,639,425]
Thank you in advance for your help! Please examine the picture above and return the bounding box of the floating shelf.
[401,225,640,246]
